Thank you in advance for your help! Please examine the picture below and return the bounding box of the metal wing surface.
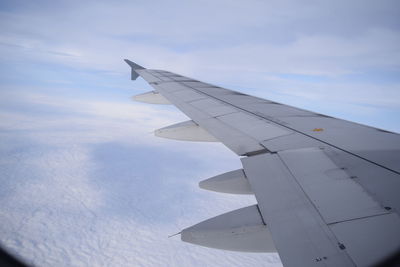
[125,59,400,267]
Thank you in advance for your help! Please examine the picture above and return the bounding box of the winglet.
[124,59,145,80]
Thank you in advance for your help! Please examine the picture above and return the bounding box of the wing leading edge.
[125,60,400,267]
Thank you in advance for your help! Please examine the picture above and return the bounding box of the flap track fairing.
[181,205,276,252]
[199,169,253,194]
[155,120,218,142]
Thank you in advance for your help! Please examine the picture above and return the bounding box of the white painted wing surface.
[125,60,400,267]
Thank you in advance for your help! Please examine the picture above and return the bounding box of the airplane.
[125,59,400,267]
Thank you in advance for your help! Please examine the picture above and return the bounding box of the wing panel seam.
[177,82,400,176]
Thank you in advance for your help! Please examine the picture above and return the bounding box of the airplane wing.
[125,59,400,267]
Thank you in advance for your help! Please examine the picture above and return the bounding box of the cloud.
[1,0,399,75]
[0,86,282,266]
[1,0,399,133]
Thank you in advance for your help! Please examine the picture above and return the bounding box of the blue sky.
[0,1,399,266]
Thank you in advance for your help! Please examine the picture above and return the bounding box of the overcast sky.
[0,1,399,266]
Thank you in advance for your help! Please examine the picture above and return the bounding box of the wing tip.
[124,59,145,70]
[124,59,145,80]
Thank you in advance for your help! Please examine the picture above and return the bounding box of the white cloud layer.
[0,0,399,75]
[0,87,282,266]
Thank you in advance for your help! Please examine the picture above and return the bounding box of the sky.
[0,0,399,266]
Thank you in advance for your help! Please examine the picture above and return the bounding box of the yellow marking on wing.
[313,128,324,132]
